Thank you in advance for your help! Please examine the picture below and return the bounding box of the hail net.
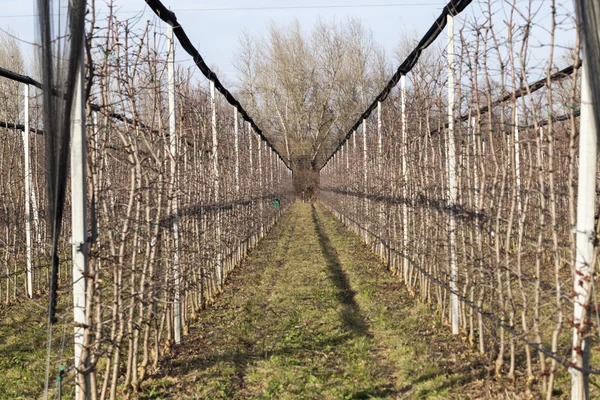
[35,0,86,323]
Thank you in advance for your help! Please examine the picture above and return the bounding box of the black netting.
[36,0,86,323]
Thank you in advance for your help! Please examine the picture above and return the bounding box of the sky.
[0,0,577,87]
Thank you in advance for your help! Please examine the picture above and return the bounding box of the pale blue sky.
[0,0,577,86]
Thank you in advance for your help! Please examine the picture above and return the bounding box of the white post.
[258,135,264,235]
[167,24,182,345]
[353,131,357,218]
[210,80,222,286]
[447,13,459,335]
[377,101,384,257]
[539,126,544,163]
[70,50,90,400]
[514,108,522,215]
[269,144,274,194]
[401,75,409,283]
[92,111,99,238]
[571,56,597,400]
[234,108,240,197]
[377,102,382,177]
[248,122,253,171]
[234,109,241,263]
[471,116,480,235]
[248,122,254,243]
[363,119,368,242]
[22,84,33,298]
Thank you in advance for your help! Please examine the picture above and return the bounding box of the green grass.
[139,203,497,399]
[4,202,570,398]
[0,291,75,400]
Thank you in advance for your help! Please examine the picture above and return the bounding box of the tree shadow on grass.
[143,205,383,398]
[311,204,371,338]
[145,330,358,399]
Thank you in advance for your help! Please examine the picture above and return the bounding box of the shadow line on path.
[311,204,371,338]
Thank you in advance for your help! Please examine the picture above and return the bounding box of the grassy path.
[142,203,493,399]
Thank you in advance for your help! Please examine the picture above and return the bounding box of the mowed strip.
[142,203,485,399]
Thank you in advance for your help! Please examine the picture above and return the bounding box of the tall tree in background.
[236,19,386,199]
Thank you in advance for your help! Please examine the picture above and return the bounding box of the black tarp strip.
[0,68,203,148]
[0,120,42,135]
[144,0,290,169]
[322,0,472,167]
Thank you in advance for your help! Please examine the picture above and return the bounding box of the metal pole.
[447,13,459,335]
[70,48,90,400]
[23,84,33,298]
[571,54,597,400]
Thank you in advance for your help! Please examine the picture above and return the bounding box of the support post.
[571,54,597,400]
[515,108,522,215]
[377,101,384,257]
[234,108,240,197]
[234,108,240,263]
[70,48,90,400]
[167,24,182,345]
[23,84,33,298]
[210,80,222,286]
[258,135,264,236]
[447,13,459,335]
[401,75,409,283]
[363,120,368,242]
